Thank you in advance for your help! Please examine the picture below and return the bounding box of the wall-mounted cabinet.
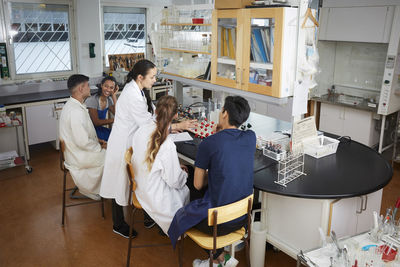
[319,6,394,43]
[211,7,297,98]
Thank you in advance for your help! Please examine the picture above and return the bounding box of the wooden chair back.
[124,147,141,209]
[207,194,253,226]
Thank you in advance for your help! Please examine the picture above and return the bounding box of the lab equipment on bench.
[302,135,339,159]
[275,152,306,187]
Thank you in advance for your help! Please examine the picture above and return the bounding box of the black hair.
[97,76,117,95]
[126,59,156,115]
[223,96,251,128]
[67,74,89,92]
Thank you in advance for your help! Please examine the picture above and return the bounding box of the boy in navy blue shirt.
[168,96,256,267]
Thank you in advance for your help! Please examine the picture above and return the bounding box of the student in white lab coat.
[132,95,190,235]
[100,60,196,238]
[59,74,106,200]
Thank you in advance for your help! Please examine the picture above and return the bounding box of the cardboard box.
[214,0,252,9]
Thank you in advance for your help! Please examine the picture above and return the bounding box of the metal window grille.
[9,3,72,75]
[103,7,146,67]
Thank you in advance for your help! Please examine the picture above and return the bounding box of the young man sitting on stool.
[168,96,256,267]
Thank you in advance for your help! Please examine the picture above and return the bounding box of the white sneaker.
[222,254,239,267]
[192,258,221,267]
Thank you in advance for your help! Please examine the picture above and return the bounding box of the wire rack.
[275,152,306,187]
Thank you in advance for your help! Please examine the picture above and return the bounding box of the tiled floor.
[0,143,398,267]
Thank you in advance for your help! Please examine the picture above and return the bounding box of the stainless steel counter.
[311,94,378,112]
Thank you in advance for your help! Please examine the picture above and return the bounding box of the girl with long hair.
[100,60,196,238]
[131,95,190,235]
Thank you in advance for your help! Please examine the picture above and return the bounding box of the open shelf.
[250,61,273,70]
[161,23,212,26]
[162,72,211,83]
[217,57,236,65]
[161,47,211,55]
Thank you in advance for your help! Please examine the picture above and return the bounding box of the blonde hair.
[145,96,178,171]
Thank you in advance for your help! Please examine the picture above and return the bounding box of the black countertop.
[176,134,393,199]
[311,94,378,112]
[0,89,98,106]
[253,139,392,199]
[0,81,170,106]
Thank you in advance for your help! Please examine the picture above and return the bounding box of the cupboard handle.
[356,196,364,214]
[236,68,240,84]
[241,69,244,85]
[362,195,368,211]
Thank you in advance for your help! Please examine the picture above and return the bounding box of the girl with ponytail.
[101,59,196,238]
[131,96,190,235]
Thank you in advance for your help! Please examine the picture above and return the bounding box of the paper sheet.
[292,81,310,117]
[170,132,193,142]
[291,116,317,153]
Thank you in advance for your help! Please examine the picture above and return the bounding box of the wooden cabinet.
[211,7,297,98]
[319,6,394,43]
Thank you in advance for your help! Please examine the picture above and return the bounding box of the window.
[103,6,146,67]
[8,2,73,75]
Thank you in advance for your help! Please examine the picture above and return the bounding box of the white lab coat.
[132,123,190,235]
[100,80,155,206]
[59,97,105,200]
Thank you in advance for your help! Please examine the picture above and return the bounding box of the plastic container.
[263,147,286,161]
[302,135,340,159]
[250,210,267,267]
[192,18,204,24]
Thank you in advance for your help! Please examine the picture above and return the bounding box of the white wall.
[74,0,103,77]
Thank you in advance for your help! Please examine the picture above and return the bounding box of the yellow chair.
[59,139,104,226]
[125,147,170,267]
[178,194,254,267]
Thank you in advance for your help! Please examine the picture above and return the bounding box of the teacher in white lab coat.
[100,60,196,238]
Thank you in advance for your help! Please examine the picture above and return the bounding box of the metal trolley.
[0,107,32,174]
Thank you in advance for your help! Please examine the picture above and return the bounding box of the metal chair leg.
[61,171,67,226]
[178,234,184,267]
[126,207,136,267]
[101,198,105,218]
[245,237,251,267]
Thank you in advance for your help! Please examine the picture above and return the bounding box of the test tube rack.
[275,152,306,187]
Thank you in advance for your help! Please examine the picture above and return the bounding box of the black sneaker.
[143,212,156,229]
[113,225,138,239]
[144,219,156,229]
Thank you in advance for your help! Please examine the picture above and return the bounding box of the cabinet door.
[329,197,358,238]
[242,8,297,98]
[26,104,58,145]
[211,9,243,89]
[342,107,377,147]
[319,103,344,136]
[319,7,393,43]
[356,189,383,234]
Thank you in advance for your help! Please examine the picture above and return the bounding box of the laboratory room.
[1,0,400,266]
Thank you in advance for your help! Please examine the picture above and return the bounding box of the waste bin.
[250,210,267,267]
